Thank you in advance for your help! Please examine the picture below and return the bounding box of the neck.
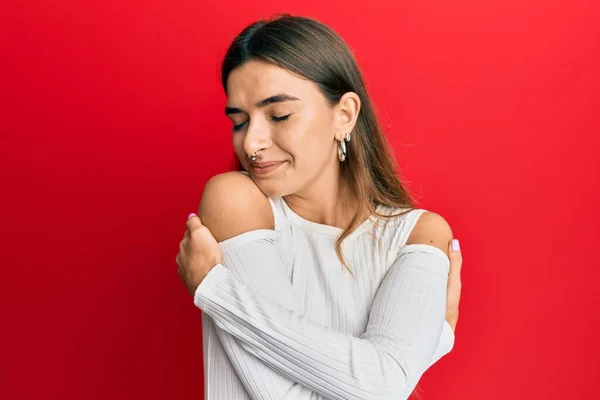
[284,163,357,229]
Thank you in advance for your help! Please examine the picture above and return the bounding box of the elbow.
[382,373,415,400]
[352,362,416,400]
[355,386,413,400]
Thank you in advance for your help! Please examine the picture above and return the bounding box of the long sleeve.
[207,230,306,399]
[197,240,451,400]
[206,231,453,399]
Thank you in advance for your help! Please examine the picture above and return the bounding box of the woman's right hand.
[175,213,223,297]
[446,239,463,332]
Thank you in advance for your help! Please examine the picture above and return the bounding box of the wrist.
[192,264,229,310]
[190,262,221,296]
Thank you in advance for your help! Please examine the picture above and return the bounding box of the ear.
[334,92,361,141]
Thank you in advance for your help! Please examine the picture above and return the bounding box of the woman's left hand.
[175,213,222,296]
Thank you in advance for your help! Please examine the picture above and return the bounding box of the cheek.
[294,112,334,159]
[232,134,247,161]
[233,135,243,153]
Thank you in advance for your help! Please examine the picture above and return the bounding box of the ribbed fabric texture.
[195,197,454,399]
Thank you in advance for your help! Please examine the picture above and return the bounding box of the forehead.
[226,59,314,106]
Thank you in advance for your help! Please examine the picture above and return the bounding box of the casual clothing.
[195,196,454,399]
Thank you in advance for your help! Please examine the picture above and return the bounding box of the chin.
[252,177,294,199]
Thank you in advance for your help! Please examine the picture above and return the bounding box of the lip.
[250,161,284,176]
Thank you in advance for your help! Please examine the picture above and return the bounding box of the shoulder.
[198,171,274,241]
[406,211,454,256]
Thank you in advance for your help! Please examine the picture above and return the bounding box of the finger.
[448,239,463,281]
[447,239,463,303]
[186,212,203,231]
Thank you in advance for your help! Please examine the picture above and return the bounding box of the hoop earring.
[337,132,351,162]
[337,140,347,162]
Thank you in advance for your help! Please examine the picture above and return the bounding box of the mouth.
[250,161,285,176]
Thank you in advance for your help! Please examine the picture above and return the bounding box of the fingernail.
[451,239,460,251]
[187,213,197,220]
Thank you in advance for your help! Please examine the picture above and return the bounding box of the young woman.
[176,15,463,400]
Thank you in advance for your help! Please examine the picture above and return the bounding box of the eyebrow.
[225,94,300,115]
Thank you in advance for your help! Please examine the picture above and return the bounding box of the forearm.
[209,230,315,399]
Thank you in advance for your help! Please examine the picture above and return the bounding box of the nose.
[243,118,272,158]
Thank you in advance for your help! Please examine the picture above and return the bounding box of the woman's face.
[225,59,356,198]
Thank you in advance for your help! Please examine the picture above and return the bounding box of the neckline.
[278,197,380,239]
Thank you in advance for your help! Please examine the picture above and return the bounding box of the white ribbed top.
[195,196,454,400]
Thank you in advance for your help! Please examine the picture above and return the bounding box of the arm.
[196,244,448,400]
[199,172,303,400]
[197,172,454,400]
[209,232,302,400]
[211,232,454,400]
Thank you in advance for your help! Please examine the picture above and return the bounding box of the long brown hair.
[222,15,416,266]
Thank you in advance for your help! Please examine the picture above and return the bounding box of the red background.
[1,1,599,399]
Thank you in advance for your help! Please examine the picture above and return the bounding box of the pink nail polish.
[187,213,197,220]
[451,239,460,251]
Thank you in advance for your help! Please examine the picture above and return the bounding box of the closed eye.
[271,114,291,123]
[232,114,291,132]
[232,121,247,132]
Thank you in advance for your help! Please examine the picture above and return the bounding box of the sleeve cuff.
[397,244,450,275]
[218,229,279,253]
[193,263,230,309]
